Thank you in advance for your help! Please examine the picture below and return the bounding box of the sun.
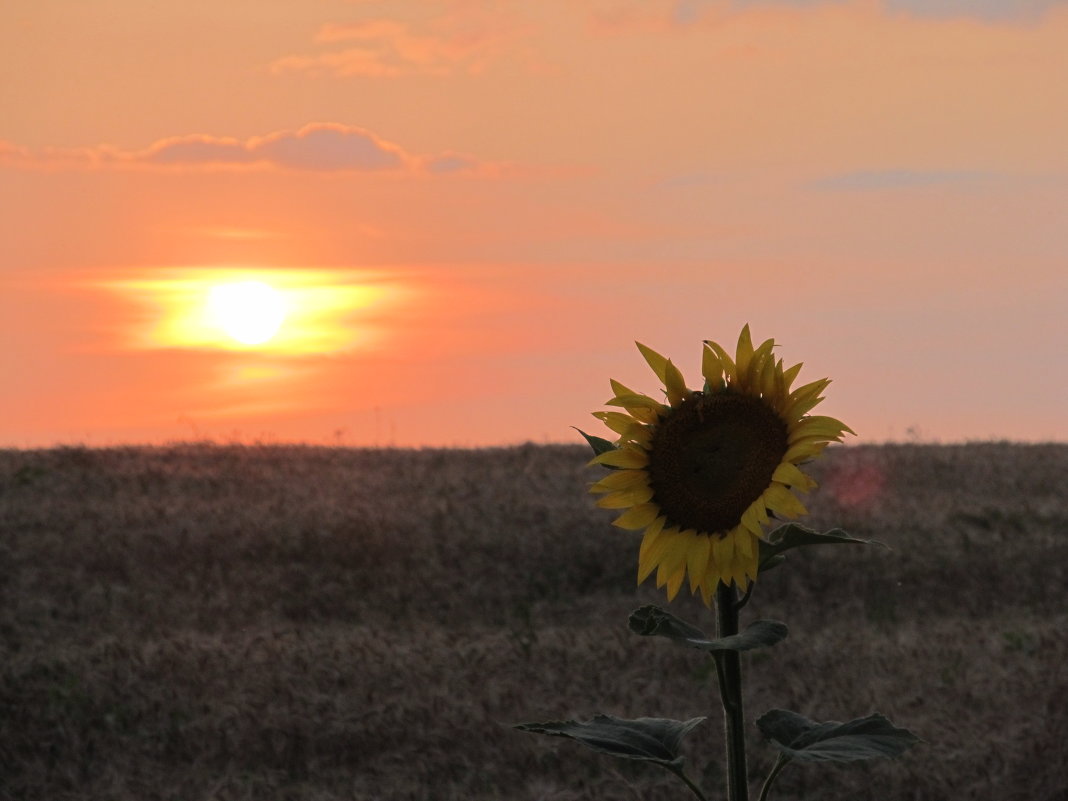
[206,280,288,346]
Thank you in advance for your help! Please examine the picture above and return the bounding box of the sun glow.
[106,267,402,354]
[206,280,287,345]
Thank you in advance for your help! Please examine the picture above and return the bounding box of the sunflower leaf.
[758,523,886,573]
[515,714,705,768]
[629,605,788,653]
[757,709,921,763]
[573,427,618,459]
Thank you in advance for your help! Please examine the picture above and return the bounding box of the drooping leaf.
[573,427,618,459]
[515,714,705,768]
[629,605,787,653]
[758,523,886,573]
[757,709,921,763]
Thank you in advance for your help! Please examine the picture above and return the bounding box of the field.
[1,442,1066,800]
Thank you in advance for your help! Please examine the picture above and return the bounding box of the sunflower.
[588,325,853,606]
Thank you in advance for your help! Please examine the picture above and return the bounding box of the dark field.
[0,442,1066,800]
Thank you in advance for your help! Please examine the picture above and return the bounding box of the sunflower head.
[588,325,853,606]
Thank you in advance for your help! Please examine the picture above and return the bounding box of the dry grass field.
[1,442,1066,800]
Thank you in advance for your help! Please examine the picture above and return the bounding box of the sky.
[1,0,1065,448]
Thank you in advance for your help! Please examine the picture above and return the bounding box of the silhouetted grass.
[0,442,1065,800]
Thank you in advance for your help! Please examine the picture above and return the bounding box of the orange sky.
[2,0,1066,447]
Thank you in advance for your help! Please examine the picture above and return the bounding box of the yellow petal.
[606,394,664,424]
[704,339,737,384]
[741,337,775,391]
[665,563,687,601]
[781,362,803,394]
[659,530,694,580]
[627,425,653,447]
[734,324,755,377]
[711,533,735,581]
[740,502,765,537]
[788,415,854,443]
[636,342,669,382]
[784,379,831,421]
[736,529,754,560]
[762,484,809,518]
[638,517,667,559]
[771,462,816,491]
[612,502,660,530]
[595,484,655,508]
[783,439,829,463]
[638,524,677,583]
[589,447,649,469]
[593,411,640,436]
[755,353,773,398]
[702,344,725,385]
[664,359,689,407]
[686,534,712,593]
[698,574,715,607]
[589,469,648,493]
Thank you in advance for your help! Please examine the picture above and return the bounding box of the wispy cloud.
[884,0,1068,22]
[271,7,536,78]
[590,0,1068,29]
[0,123,486,175]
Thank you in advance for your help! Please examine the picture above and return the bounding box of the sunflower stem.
[715,582,749,801]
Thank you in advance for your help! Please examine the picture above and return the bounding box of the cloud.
[270,7,537,78]
[884,0,1068,22]
[250,125,405,171]
[809,169,992,191]
[590,0,1068,28]
[0,123,483,175]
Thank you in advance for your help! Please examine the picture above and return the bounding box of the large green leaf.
[758,523,886,573]
[629,605,788,653]
[757,709,921,763]
[515,714,705,768]
[573,427,618,459]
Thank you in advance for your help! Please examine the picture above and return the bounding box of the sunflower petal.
[704,340,737,384]
[659,530,694,580]
[589,447,649,469]
[740,502,765,537]
[788,415,855,443]
[664,359,689,407]
[590,469,648,493]
[665,563,687,601]
[698,574,715,607]
[638,525,677,583]
[686,534,712,593]
[636,342,669,382]
[771,462,817,491]
[735,325,755,377]
[595,484,655,508]
[781,362,803,394]
[612,502,660,530]
[702,344,725,385]
[593,410,640,436]
[762,484,809,518]
[735,529,754,559]
[783,439,830,463]
[711,533,735,582]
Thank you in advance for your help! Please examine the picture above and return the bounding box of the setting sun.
[206,280,287,346]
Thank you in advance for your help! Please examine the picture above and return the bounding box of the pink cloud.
[0,123,483,175]
[270,9,537,78]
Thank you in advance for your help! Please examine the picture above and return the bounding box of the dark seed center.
[647,391,788,534]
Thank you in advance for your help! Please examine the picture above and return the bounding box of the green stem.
[667,766,710,801]
[715,583,749,801]
[756,755,790,801]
